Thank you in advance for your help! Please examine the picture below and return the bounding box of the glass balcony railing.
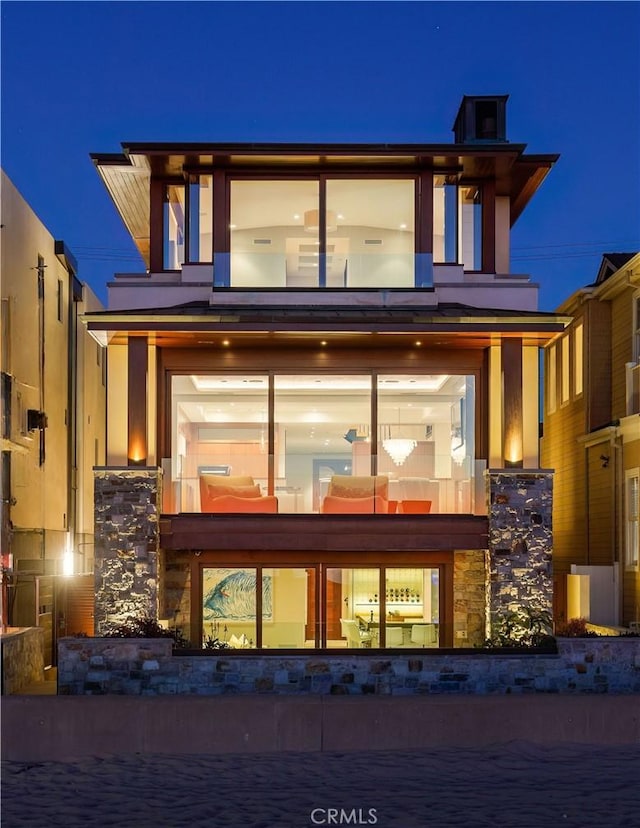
[160,454,486,516]
[212,253,433,289]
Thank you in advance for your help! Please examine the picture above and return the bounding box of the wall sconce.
[600,455,610,469]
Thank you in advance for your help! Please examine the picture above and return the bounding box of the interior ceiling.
[229,180,415,232]
[173,373,465,432]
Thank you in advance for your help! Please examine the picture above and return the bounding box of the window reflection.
[167,372,476,515]
[433,178,483,270]
[230,180,319,287]
[326,179,414,287]
[187,174,212,262]
[228,178,415,288]
[164,184,185,269]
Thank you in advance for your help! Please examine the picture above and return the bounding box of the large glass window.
[230,180,319,287]
[164,184,185,269]
[168,375,269,513]
[433,178,483,270]
[187,174,213,262]
[377,374,475,514]
[229,178,415,288]
[200,564,441,649]
[262,567,316,648]
[203,567,258,648]
[326,566,439,648]
[458,185,482,271]
[274,374,371,513]
[326,179,414,287]
[167,371,476,515]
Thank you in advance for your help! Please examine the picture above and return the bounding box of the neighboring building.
[541,252,640,629]
[85,95,569,650]
[0,170,106,662]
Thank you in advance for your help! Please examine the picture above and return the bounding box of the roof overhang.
[91,141,559,269]
[83,305,570,349]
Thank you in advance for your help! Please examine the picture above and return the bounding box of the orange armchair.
[199,475,278,514]
[321,475,390,514]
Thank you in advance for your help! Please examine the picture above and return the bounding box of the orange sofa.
[321,475,390,514]
[199,475,278,514]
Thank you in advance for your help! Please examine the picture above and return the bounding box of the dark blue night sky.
[1,1,638,309]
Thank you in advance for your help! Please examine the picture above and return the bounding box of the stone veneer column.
[486,470,553,639]
[94,468,162,635]
[453,550,489,647]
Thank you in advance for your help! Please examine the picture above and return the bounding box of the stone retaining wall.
[57,637,640,696]
[1,627,45,695]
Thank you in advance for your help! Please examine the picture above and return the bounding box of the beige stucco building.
[0,170,106,662]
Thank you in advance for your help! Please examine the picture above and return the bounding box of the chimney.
[453,95,509,144]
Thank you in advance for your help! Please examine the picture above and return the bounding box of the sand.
[2,741,639,827]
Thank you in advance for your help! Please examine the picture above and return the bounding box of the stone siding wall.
[1,627,44,694]
[487,471,553,639]
[453,550,489,647]
[57,637,640,696]
[94,468,161,634]
[162,551,191,638]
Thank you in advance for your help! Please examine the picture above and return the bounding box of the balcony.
[160,453,487,518]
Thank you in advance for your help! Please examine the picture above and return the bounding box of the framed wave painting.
[203,568,273,621]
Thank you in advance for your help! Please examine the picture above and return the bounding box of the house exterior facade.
[86,96,568,651]
[0,170,106,662]
[541,252,640,629]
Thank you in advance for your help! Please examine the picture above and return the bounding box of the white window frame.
[574,322,583,397]
[633,291,640,364]
[547,343,557,414]
[625,468,639,570]
[561,334,570,405]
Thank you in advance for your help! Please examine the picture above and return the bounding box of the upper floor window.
[574,322,583,397]
[546,343,557,414]
[633,293,640,363]
[57,280,64,322]
[229,178,415,289]
[626,469,639,570]
[433,177,483,270]
[164,184,185,270]
[561,334,570,404]
[187,174,213,263]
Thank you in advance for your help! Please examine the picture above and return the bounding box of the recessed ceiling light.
[320,341,327,347]
[222,340,230,347]
[415,340,422,346]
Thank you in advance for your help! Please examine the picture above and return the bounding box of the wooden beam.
[127,336,148,465]
[502,338,523,467]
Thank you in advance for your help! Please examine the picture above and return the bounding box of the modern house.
[0,170,106,664]
[85,95,569,651]
[541,252,640,629]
